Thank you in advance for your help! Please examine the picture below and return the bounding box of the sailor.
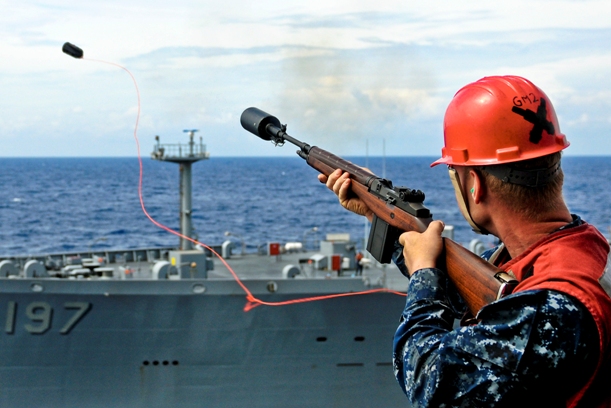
[355,251,364,276]
[319,76,611,406]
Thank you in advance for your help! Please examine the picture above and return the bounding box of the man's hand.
[398,220,445,276]
[318,169,374,221]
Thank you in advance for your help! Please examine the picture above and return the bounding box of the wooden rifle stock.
[306,149,515,316]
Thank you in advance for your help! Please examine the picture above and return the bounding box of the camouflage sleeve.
[391,239,409,278]
[393,268,599,407]
[391,245,467,315]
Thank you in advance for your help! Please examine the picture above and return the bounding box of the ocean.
[0,156,609,256]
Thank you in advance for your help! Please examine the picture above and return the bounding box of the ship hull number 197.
[4,301,91,335]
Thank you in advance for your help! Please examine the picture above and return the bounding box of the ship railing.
[151,143,209,161]
[0,247,171,270]
[0,244,225,271]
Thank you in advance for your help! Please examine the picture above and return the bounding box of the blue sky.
[2,0,611,157]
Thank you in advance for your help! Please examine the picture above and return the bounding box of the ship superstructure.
[0,133,409,408]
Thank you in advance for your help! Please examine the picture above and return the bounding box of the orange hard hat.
[431,75,569,167]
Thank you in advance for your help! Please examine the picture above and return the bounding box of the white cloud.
[2,0,611,156]
[567,113,589,126]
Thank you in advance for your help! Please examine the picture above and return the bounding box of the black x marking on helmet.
[511,98,555,144]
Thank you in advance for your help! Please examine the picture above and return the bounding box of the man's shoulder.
[538,221,609,265]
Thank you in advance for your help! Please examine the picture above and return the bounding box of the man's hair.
[479,152,564,220]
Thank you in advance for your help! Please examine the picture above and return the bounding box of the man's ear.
[469,169,484,204]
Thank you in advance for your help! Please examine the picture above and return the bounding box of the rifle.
[240,107,517,316]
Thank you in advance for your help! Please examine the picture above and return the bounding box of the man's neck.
[491,208,573,258]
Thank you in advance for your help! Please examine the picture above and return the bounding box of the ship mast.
[151,130,210,250]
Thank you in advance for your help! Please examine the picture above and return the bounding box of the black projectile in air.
[62,42,83,59]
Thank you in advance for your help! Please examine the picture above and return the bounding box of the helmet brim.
[430,157,448,167]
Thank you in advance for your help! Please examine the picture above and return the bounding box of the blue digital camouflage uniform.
[392,222,600,407]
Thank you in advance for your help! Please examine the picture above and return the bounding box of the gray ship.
[0,132,410,407]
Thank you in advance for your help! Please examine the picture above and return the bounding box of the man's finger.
[332,172,350,195]
[338,178,352,202]
[326,169,343,190]
[398,231,418,247]
[426,220,445,237]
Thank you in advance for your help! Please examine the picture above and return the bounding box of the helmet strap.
[448,167,489,235]
[481,161,561,187]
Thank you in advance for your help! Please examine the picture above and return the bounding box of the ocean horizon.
[0,156,609,256]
